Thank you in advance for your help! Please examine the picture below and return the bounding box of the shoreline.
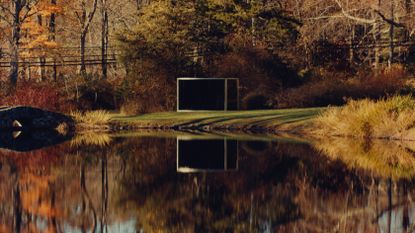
[73,106,415,142]
[104,108,323,134]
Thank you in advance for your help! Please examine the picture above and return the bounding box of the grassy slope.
[111,108,324,132]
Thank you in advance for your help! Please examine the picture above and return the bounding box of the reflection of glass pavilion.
[176,138,238,173]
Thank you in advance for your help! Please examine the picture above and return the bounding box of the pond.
[0,130,415,233]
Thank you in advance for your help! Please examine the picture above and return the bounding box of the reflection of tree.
[4,136,415,232]
[0,141,125,233]
[114,139,310,232]
[100,153,109,233]
[80,160,97,232]
[12,173,21,233]
[115,138,415,233]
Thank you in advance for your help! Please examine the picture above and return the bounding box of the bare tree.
[298,0,408,68]
[75,0,98,76]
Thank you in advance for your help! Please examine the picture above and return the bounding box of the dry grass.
[313,95,415,139]
[315,137,415,180]
[71,110,112,126]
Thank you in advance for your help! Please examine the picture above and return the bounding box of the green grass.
[111,108,324,132]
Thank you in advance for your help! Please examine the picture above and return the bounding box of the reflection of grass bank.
[314,96,415,140]
[315,137,415,180]
[70,131,112,147]
[111,108,323,133]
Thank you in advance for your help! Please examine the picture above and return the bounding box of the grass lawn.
[111,108,325,132]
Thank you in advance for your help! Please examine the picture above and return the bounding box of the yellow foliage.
[40,4,63,16]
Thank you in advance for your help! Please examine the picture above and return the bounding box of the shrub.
[77,80,117,110]
[212,47,299,98]
[242,92,271,110]
[117,74,176,114]
[276,66,409,108]
[120,101,141,116]
[0,80,74,112]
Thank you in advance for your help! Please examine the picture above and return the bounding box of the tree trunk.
[9,1,22,89]
[39,57,46,80]
[349,24,355,65]
[49,0,56,41]
[80,34,87,75]
[50,0,57,81]
[53,60,57,81]
[374,1,381,70]
[388,0,395,67]
[78,0,98,77]
[101,0,109,79]
[12,177,22,233]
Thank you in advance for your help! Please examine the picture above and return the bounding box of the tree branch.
[374,9,405,28]
[334,0,376,24]
[82,0,98,35]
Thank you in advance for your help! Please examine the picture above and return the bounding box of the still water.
[0,131,414,233]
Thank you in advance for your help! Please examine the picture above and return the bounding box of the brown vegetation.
[276,66,410,108]
[313,95,415,140]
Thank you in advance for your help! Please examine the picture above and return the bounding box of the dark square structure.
[177,138,238,173]
[177,78,239,111]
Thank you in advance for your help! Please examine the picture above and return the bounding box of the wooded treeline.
[1,0,415,112]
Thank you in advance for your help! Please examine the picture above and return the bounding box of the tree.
[20,0,61,80]
[74,0,98,76]
[0,0,42,89]
[117,0,297,73]
[296,0,410,68]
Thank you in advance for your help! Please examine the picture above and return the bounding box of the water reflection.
[315,137,415,180]
[177,138,238,173]
[0,129,71,152]
[1,133,415,232]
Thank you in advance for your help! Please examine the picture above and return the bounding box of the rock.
[0,106,74,130]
